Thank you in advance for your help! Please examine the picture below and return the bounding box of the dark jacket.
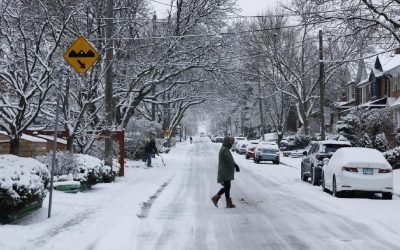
[145,140,158,154]
[217,137,236,183]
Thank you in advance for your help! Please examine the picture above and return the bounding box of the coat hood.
[222,137,234,148]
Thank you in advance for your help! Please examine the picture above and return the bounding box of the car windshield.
[261,148,278,153]
[323,144,350,153]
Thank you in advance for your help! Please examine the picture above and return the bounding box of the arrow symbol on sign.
[77,60,86,69]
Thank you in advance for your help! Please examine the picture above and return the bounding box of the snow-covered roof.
[21,134,47,143]
[379,53,400,72]
[0,131,47,143]
[36,134,68,145]
[387,97,400,107]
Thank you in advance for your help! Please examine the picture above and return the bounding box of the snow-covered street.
[1,138,400,250]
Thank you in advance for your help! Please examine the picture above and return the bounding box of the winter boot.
[226,197,236,208]
[211,195,221,207]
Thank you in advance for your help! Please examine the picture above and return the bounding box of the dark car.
[301,140,351,185]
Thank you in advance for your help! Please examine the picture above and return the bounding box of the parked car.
[321,147,393,199]
[245,141,259,159]
[253,144,280,164]
[231,137,246,151]
[210,135,217,142]
[215,136,224,143]
[301,140,351,185]
[290,150,305,158]
[237,141,249,154]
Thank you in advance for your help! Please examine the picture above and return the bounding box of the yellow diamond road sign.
[64,35,99,74]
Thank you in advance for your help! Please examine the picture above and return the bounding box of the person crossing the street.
[211,137,240,208]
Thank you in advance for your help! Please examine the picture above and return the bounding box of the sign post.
[48,36,99,218]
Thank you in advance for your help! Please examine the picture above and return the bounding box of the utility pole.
[104,0,114,169]
[151,13,157,121]
[319,30,326,140]
[258,78,265,141]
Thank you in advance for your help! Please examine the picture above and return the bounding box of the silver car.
[254,145,280,164]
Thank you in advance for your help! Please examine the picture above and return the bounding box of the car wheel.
[382,192,393,200]
[321,173,328,192]
[332,176,341,198]
[301,164,308,182]
[311,167,318,186]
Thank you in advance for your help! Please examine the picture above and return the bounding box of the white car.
[237,141,249,154]
[321,147,393,199]
[232,137,247,151]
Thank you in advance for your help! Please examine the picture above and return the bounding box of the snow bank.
[0,155,49,207]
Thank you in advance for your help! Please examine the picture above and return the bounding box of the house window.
[396,110,400,129]
[348,85,355,100]
[362,87,366,103]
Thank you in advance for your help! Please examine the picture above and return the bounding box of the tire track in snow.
[137,176,174,219]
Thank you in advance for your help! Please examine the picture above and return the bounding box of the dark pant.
[217,181,231,199]
[146,153,152,167]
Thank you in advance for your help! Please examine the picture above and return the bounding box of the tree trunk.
[67,135,74,152]
[9,137,20,155]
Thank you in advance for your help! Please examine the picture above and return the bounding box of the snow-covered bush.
[36,151,75,176]
[286,134,311,149]
[74,154,119,186]
[373,133,389,152]
[0,155,49,209]
[337,108,393,147]
[384,147,400,169]
[359,133,373,148]
[36,153,119,188]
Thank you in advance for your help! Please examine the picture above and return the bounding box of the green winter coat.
[217,137,236,183]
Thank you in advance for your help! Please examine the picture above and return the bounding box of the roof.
[0,131,47,143]
[36,134,68,145]
[359,97,388,108]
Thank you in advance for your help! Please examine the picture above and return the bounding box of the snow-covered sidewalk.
[0,145,186,250]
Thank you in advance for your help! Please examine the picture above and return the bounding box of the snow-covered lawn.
[0,151,178,250]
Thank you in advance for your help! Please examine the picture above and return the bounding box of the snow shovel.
[159,155,166,167]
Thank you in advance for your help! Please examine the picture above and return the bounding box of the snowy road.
[133,139,400,250]
[2,138,400,250]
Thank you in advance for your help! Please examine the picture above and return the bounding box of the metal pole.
[48,73,62,218]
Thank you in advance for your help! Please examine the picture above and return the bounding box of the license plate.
[363,168,373,175]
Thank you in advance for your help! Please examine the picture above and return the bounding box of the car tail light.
[379,169,392,173]
[342,166,358,172]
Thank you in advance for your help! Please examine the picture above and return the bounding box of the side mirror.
[323,158,329,166]
[303,151,308,156]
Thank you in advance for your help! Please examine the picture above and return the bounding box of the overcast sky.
[150,0,284,17]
